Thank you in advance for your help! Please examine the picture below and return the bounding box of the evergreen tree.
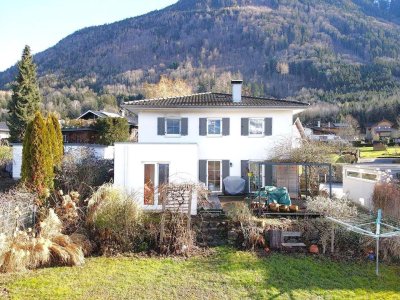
[7,45,41,142]
[93,117,130,145]
[47,113,63,167]
[21,111,53,197]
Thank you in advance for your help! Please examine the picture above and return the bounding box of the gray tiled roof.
[0,122,9,132]
[123,93,308,109]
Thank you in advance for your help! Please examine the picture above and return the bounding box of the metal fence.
[0,190,35,236]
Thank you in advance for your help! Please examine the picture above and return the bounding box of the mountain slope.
[1,0,400,122]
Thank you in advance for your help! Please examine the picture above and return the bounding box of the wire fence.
[0,190,36,236]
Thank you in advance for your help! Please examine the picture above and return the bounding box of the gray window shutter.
[265,163,273,186]
[199,118,207,136]
[199,160,207,184]
[265,118,272,136]
[157,117,165,135]
[241,160,249,194]
[181,118,188,136]
[222,118,230,136]
[222,160,230,194]
[241,118,249,136]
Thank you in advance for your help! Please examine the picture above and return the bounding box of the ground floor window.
[207,160,221,192]
[144,163,169,205]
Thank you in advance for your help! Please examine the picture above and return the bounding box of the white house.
[0,122,10,141]
[114,80,309,214]
[343,163,400,209]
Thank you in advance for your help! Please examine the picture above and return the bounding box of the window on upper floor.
[249,118,264,136]
[207,118,222,136]
[165,118,181,135]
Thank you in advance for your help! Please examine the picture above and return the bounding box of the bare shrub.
[372,182,400,220]
[0,144,12,167]
[159,184,196,256]
[56,148,113,200]
[304,196,358,254]
[306,196,358,219]
[0,209,84,273]
[86,184,143,255]
[225,202,264,250]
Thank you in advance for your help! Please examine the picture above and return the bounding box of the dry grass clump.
[86,184,143,255]
[0,209,84,273]
[54,190,82,234]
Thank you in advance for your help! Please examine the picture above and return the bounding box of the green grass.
[1,248,400,300]
[359,146,400,159]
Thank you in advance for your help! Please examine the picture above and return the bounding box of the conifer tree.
[7,45,41,142]
[47,113,63,167]
[21,111,53,197]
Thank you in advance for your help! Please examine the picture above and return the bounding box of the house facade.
[0,122,10,141]
[114,81,308,213]
[365,119,396,141]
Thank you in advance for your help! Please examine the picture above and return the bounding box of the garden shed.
[343,163,400,210]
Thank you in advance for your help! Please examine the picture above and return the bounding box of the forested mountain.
[1,0,400,125]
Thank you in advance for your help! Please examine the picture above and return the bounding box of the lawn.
[1,247,399,300]
[359,146,400,159]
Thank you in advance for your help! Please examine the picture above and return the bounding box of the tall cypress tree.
[47,113,64,167]
[7,45,41,142]
[21,111,53,197]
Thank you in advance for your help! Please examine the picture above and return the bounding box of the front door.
[207,160,222,192]
[144,163,170,207]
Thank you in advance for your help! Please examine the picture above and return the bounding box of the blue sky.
[0,0,177,71]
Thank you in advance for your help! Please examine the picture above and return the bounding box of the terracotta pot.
[269,203,279,212]
[279,205,289,212]
[309,244,319,254]
[289,205,299,212]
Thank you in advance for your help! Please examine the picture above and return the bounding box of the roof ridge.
[212,92,307,105]
[124,92,213,104]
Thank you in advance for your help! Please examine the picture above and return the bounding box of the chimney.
[231,80,243,102]
[317,120,321,128]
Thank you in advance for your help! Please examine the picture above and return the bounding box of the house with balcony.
[114,80,309,214]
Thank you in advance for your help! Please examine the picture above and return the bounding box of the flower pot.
[269,203,279,212]
[309,244,319,254]
[279,205,289,212]
[289,205,299,212]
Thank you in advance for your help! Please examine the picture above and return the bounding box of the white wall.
[0,132,9,140]
[138,109,296,177]
[114,143,198,215]
[342,166,380,209]
[12,144,114,179]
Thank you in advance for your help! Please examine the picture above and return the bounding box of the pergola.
[256,161,333,198]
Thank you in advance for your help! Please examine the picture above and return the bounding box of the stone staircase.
[193,214,229,247]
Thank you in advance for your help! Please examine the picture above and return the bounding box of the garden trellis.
[327,209,400,276]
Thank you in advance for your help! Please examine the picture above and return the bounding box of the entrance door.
[207,161,222,192]
[248,162,265,192]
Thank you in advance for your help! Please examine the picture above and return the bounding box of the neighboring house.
[343,163,400,209]
[311,122,348,136]
[62,110,138,143]
[0,122,10,141]
[114,80,309,214]
[365,119,395,142]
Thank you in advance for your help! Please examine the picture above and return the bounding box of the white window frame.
[165,118,181,136]
[207,118,222,136]
[143,162,170,208]
[248,118,265,137]
[207,160,222,193]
